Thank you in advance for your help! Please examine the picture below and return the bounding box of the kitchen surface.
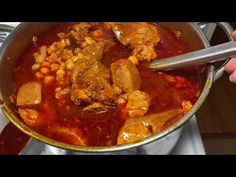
[0,22,236,155]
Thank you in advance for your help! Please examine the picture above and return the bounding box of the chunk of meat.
[117,91,150,119]
[71,85,92,105]
[111,59,141,93]
[82,62,110,82]
[18,108,39,127]
[71,41,115,108]
[117,109,182,145]
[133,45,157,61]
[83,102,107,113]
[16,82,42,107]
[71,42,107,84]
[71,78,116,106]
[148,109,182,133]
[113,23,160,47]
[118,122,152,145]
[112,23,160,61]
[86,78,116,106]
[72,23,91,32]
[126,90,151,118]
[71,52,96,83]
[68,23,91,44]
[48,126,87,146]
[83,42,105,61]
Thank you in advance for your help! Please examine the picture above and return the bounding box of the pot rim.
[1,22,215,153]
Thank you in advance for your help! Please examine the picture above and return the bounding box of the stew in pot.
[10,23,202,146]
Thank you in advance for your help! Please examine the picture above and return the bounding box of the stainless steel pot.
[0,22,233,154]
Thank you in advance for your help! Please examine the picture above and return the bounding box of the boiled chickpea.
[40,67,50,75]
[50,63,60,72]
[41,61,50,67]
[35,72,44,80]
[32,63,40,71]
[65,60,75,70]
[44,76,54,84]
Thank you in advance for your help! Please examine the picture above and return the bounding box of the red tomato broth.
[9,23,202,147]
[0,123,30,154]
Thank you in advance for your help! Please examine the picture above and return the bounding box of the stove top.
[0,22,215,155]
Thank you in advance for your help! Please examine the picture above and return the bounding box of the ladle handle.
[149,22,234,82]
[149,41,236,70]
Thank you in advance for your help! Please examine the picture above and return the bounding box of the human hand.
[224,31,236,83]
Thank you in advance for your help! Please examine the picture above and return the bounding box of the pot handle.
[0,24,15,43]
[0,24,15,106]
[211,22,234,81]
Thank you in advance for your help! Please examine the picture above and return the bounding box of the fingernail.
[229,75,233,82]
[229,74,236,83]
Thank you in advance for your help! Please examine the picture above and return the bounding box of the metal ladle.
[149,41,236,71]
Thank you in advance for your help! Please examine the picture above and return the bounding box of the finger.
[224,57,236,73]
[232,31,236,40]
[229,70,236,83]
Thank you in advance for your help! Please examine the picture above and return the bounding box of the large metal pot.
[0,22,233,154]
